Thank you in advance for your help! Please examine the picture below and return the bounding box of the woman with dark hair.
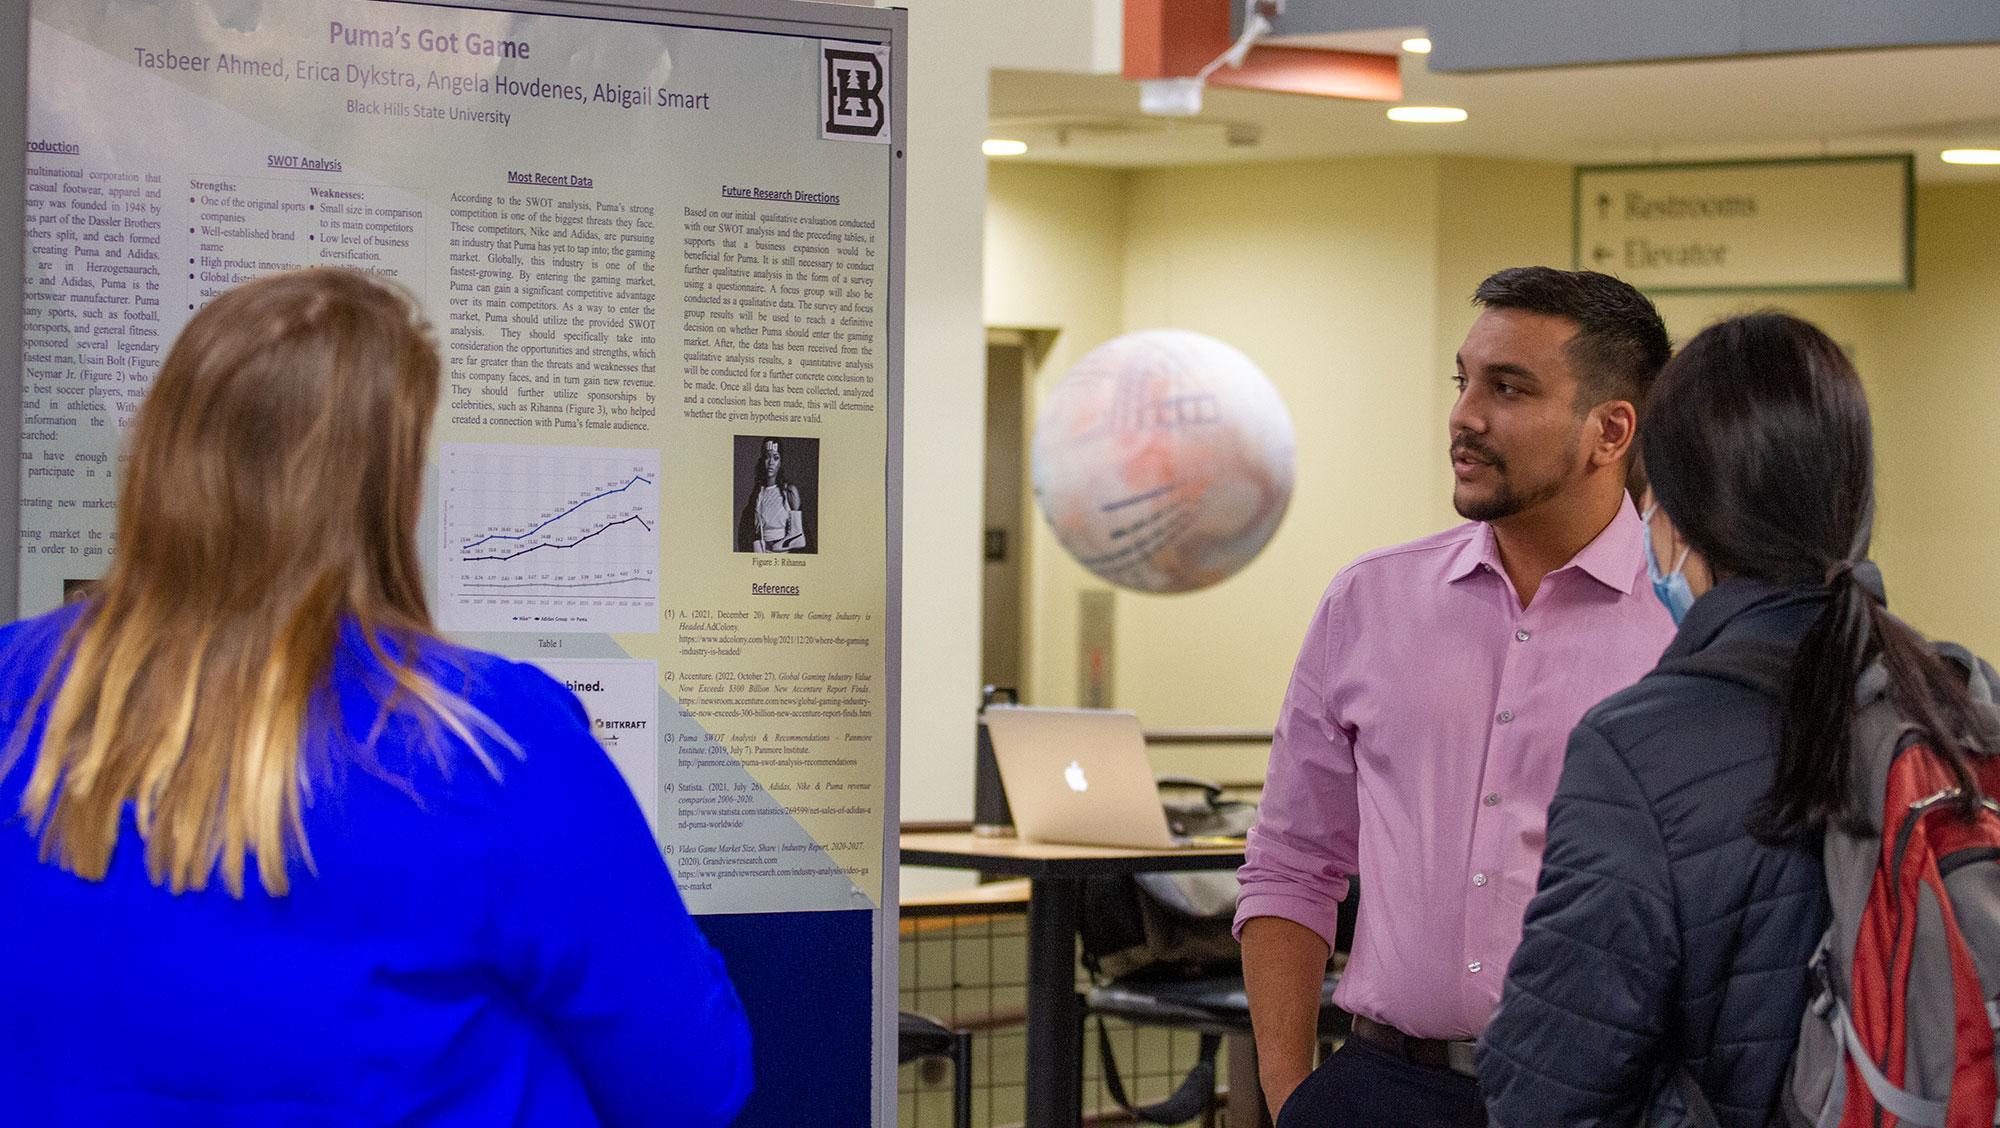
[0,269,751,1125]
[1477,312,1992,1124]
[737,436,805,552]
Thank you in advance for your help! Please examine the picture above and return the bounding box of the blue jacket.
[0,604,751,1126]
[1478,579,1832,1126]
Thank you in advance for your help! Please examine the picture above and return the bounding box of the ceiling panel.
[989,43,2000,180]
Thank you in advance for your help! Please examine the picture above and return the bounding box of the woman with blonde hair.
[0,269,750,1125]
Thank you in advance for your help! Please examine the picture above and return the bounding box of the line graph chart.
[439,442,660,633]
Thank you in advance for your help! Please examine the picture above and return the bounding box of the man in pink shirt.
[1236,267,1679,1127]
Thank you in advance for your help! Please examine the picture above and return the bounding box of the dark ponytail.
[1767,562,1980,837]
[1641,312,1985,840]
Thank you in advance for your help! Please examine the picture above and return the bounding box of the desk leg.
[1024,876,1084,1128]
[1227,1032,1272,1128]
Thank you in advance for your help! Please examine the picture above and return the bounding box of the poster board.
[2,0,905,1122]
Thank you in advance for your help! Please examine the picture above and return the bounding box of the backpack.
[1076,778,1254,1126]
[1650,640,2000,1128]
[1784,642,2000,1128]
[1077,777,1256,984]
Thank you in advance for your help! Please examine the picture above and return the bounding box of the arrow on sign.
[1592,245,1614,265]
[1597,192,1612,221]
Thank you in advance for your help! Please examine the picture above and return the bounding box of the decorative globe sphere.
[1032,329,1296,594]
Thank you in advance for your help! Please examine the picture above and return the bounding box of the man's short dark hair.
[1472,267,1671,414]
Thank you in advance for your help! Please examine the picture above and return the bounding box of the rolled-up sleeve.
[1233,585,1359,951]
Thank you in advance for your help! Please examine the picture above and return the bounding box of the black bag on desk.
[1078,777,1255,984]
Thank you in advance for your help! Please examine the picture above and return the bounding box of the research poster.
[20,0,896,916]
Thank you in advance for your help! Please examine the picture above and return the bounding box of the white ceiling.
[989,34,2000,180]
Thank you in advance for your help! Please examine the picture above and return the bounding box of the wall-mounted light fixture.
[1137,0,1282,116]
[1126,0,1400,115]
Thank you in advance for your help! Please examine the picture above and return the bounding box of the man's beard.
[1451,435,1571,523]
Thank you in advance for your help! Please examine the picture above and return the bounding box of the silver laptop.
[983,705,1181,849]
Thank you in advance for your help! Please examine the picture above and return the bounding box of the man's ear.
[1589,399,1637,469]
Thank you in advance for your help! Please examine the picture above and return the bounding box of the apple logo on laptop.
[1064,760,1089,792]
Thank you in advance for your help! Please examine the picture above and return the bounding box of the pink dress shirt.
[1234,500,1676,1039]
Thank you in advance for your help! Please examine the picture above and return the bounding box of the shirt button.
[1468,961,1483,973]
[1515,629,1531,642]
[1472,873,1487,887]
[1497,710,1514,724]
[1484,793,1500,806]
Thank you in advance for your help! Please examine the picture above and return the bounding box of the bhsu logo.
[821,44,889,142]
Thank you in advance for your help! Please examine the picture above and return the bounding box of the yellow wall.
[892,0,1125,896]
[1430,158,1576,465]
[1114,158,1446,734]
[988,161,2000,754]
[987,157,1454,783]
[984,163,1131,708]
[1860,183,2000,652]
[891,0,1120,846]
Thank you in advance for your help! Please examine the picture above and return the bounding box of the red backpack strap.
[1840,747,1995,1128]
[1926,808,2000,1125]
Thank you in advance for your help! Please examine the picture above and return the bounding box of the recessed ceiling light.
[1942,149,2000,165]
[983,139,1028,157]
[1401,37,1432,54]
[1387,106,1467,123]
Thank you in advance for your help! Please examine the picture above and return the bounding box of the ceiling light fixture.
[1942,149,2000,165]
[983,139,1028,157]
[1387,106,1467,123]
[1401,37,1432,54]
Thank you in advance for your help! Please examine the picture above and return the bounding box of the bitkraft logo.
[820,41,890,144]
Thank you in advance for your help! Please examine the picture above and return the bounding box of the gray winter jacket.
[1477,579,1833,1127]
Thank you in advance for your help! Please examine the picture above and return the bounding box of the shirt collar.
[1567,494,1650,596]
[1444,522,1499,585]
[1444,494,1650,597]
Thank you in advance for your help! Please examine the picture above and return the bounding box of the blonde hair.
[8,268,494,897]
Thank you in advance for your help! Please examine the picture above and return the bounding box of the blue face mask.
[1641,504,1695,625]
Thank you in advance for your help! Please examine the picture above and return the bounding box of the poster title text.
[331,22,530,59]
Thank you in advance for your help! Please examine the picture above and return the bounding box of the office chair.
[897,1010,973,1128]
[1084,882,1357,1127]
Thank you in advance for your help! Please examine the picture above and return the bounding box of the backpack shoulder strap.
[1933,641,2000,706]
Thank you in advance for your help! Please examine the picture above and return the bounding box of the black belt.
[1350,1015,1479,1077]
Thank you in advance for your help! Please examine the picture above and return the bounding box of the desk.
[899,831,1245,1128]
